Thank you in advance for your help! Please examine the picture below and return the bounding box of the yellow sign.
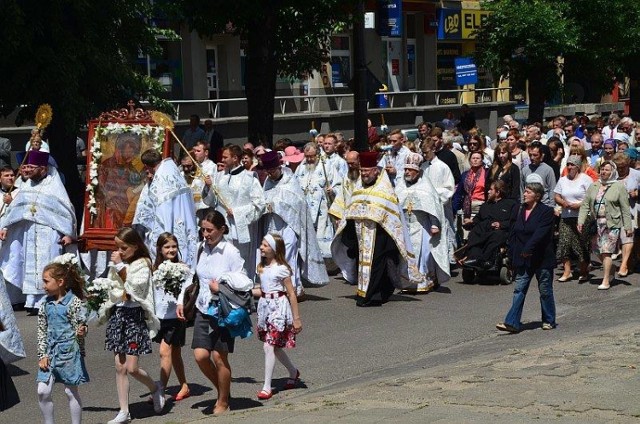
[461,1,481,10]
[461,10,490,39]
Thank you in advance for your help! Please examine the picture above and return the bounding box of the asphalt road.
[4,260,634,423]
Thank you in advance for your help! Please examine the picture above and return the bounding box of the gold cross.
[30,204,37,215]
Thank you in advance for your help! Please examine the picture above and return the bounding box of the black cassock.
[464,198,518,264]
[342,220,399,305]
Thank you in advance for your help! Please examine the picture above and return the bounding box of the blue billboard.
[377,0,403,37]
[454,57,478,86]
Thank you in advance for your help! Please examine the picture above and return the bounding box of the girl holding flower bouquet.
[151,232,191,401]
[36,256,89,424]
[97,228,164,423]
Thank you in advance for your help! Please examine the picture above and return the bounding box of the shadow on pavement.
[190,397,263,414]
[7,363,29,377]
[232,376,258,384]
[300,293,331,301]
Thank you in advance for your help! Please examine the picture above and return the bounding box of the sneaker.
[152,382,165,413]
[107,410,131,424]
[541,323,555,330]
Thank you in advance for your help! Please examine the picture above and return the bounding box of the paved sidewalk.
[191,322,640,423]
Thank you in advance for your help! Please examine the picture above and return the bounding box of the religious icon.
[79,103,171,251]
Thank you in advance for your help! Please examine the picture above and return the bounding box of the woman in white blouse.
[177,210,245,416]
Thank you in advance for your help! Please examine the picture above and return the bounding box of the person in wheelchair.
[457,180,517,270]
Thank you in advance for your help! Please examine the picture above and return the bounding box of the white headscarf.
[599,160,619,185]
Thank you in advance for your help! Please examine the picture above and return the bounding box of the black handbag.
[182,243,204,322]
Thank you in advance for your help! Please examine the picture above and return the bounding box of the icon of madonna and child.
[94,131,155,229]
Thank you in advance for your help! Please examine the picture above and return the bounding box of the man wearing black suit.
[204,119,224,162]
[496,181,556,333]
[430,127,461,184]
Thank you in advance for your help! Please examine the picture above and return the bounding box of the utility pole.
[353,0,368,151]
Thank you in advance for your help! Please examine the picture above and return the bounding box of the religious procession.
[1,103,640,423]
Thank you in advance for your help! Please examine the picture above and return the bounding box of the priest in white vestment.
[0,150,76,310]
[322,134,348,179]
[420,138,456,263]
[294,142,337,258]
[395,152,451,292]
[133,149,199,268]
[260,151,329,296]
[203,144,265,279]
[328,151,360,223]
[192,140,216,219]
[377,129,412,185]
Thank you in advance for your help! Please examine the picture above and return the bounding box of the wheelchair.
[459,246,512,285]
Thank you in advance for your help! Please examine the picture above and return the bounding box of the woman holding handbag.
[176,210,246,416]
[578,161,633,290]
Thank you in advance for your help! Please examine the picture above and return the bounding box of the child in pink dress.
[254,233,302,400]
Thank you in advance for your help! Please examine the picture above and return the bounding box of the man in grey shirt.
[521,141,556,207]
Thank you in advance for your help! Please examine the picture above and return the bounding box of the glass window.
[330,36,351,88]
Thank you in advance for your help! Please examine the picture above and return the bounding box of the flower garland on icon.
[86,123,164,221]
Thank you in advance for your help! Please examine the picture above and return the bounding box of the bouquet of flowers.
[85,277,117,313]
[152,261,190,299]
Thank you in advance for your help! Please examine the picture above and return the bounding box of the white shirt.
[619,168,640,220]
[554,173,593,218]
[178,241,246,314]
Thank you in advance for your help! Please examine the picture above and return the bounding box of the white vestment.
[0,274,25,363]
[261,167,329,293]
[324,152,348,179]
[203,165,265,279]
[133,158,199,268]
[378,145,411,185]
[0,173,76,304]
[328,175,359,221]
[192,159,216,211]
[294,161,337,258]
[421,157,456,261]
[396,175,451,290]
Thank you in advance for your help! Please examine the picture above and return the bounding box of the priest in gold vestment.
[331,151,421,307]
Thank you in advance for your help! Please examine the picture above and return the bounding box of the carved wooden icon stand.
[79,102,171,251]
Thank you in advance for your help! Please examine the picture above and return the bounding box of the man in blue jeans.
[496,182,556,333]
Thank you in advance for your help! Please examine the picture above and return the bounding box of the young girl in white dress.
[254,233,302,400]
[151,232,190,402]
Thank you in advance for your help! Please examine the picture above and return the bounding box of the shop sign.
[377,0,403,37]
[437,8,489,40]
[454,57,478,85]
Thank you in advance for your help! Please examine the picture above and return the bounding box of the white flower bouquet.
[152,261,190,299]
[85,277,118,313]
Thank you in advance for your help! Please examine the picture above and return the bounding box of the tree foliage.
[476,0,640,122]
[475,0,579,122]
[0,0,177,219]
[179,0,357,145]
[0,0,175,130]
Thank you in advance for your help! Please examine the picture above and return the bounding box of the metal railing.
[162,87,511,121]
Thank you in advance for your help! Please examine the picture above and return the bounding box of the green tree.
[475,0,579,123]
[0,0,175,219]
[476,0,640,122]
[562,0,640,118]
[180,0,357,146]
